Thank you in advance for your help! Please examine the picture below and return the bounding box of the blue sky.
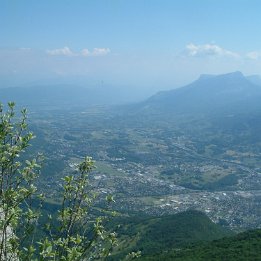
[1,0,261,89]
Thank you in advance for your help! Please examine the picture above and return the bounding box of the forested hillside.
[141,229,261,261]
[108,210,233,260]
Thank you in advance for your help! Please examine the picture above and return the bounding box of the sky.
[1,0,261,90]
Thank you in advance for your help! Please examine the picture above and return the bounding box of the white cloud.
[246,51,261,60]
[46,46,75,56]
[81,48,90,56]
[185,43,240,58]
[92,48,111,56]
[46,47,110,57]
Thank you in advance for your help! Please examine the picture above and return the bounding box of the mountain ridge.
[140,71,261,115]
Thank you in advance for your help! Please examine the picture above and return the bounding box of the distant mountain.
[138,71,261,115]
[247,74,261,86]
[108,210,233,260]
[0,84,149,109]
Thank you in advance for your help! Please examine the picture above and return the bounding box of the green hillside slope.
[140,229,261,261]
[108,210,233,260]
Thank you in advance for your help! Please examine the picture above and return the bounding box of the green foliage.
[0,102,42,260]
[0,103,117,260]
[35,156,117,261]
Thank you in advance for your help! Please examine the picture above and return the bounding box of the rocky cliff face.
[0,209,19,260]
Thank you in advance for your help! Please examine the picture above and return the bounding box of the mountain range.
[0,84,150,109]
[137,71,261,115]
[1,71,261,115]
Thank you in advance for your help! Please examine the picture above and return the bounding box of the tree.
[0,102,117,260]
